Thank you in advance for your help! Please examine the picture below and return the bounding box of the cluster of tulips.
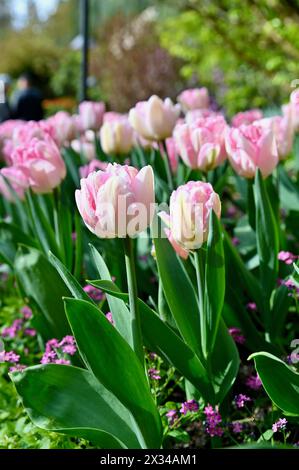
[0,86,298,449]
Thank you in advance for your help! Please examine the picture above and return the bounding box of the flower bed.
[0,88,298,449]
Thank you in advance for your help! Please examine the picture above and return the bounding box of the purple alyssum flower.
[148,368,161,380]
[204,404,223,437]
[235,394,251,409]
[180,399,199,415]
[272,418,287,433]
[228,327,246,344]
[246,374,262,390]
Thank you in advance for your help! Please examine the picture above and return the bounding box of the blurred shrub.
[159,0,299,115]
[91,11,184,111]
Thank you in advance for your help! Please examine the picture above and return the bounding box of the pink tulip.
[71,138,96,161]
[258,110,294,160]
[159,181,221,258]
[100,117,134,155]
[0,166,29,201]
[103,112,127,123]
[285,89,299,131]
[165,137,179,174]
[47,111,77,146]
[78,101,105,131]
[11,137,66,193]
[13,120,55,145]
[129,95,180,141]
[174,116,228,171]
[231,109,263,128]
[75,163,155,238]
[79,159,108,178]
[177,87,209,112]
[225,123,278,178]
[185,109,218,124]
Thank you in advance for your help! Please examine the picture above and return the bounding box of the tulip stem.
[123,237,144,366]
[162,141,174,191]
[193,249,207,359]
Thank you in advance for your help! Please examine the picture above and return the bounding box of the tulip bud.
[129,95,180,141]
[177,88,209,112]
[225,123,278,178]
[100,118,134,155]
[79,101,105,131]
[159,181,221,258]
[174,116,227,171]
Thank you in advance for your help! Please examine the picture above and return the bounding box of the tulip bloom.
[225,123,278,178]
[177,87,209,112]
[129,95,180,141]
[232,109,263,128]
[79,101,105,131]
[11,137,66,193]
[100,117,134,155]
[75,163,155,238]
[159,181,221,259]
[0,166,29,201]
[174,116,228,171]
[258,110,294,160]
[47,111,77,146]
[71,138,96,161]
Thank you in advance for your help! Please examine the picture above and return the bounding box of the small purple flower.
[106,312,115,325]
[148,368,161,380]
[232,237,240,246]
[149,352,158,360]
[0,350,20,363]
[234,394,251,409]
[41,350,57,364]
[278,251,297,265]
[21,306,33,319]
[204,404,223,437]
[246,374,262,390]
[2,319,23,338]
[272,418,287,433]
[83,285,105,302]
[180,399,199,415]
[61,344,77,355]
[246,302,257,312]
[166,409,178,425]
[232,422,243,433]
[24,328,36,337]
[228,327,246,345]
[226,206,238,217]
[9,364,26,373]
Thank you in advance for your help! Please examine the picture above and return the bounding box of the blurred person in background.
[11,72,44,121]
[0,73,12,122]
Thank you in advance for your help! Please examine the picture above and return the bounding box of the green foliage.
[159,0,299,114]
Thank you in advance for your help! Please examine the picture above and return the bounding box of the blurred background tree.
[0,0,298,115]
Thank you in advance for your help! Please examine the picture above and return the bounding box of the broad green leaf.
[89,244,133,348]
[64,298,162,448]
[89,279,213,401]
[204,211,225,354]
[153,217,202,359]
[278,165,299,211]
[49,251,93,304]
[223,230,263,311]
[0,221,37,267]
[271,285,292,340]
[249,352,299,416]
[25,190,62,259]
[254,170,279,305]
[210,319,239,403]
[14,246,71,339]
[10,364,140,448]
